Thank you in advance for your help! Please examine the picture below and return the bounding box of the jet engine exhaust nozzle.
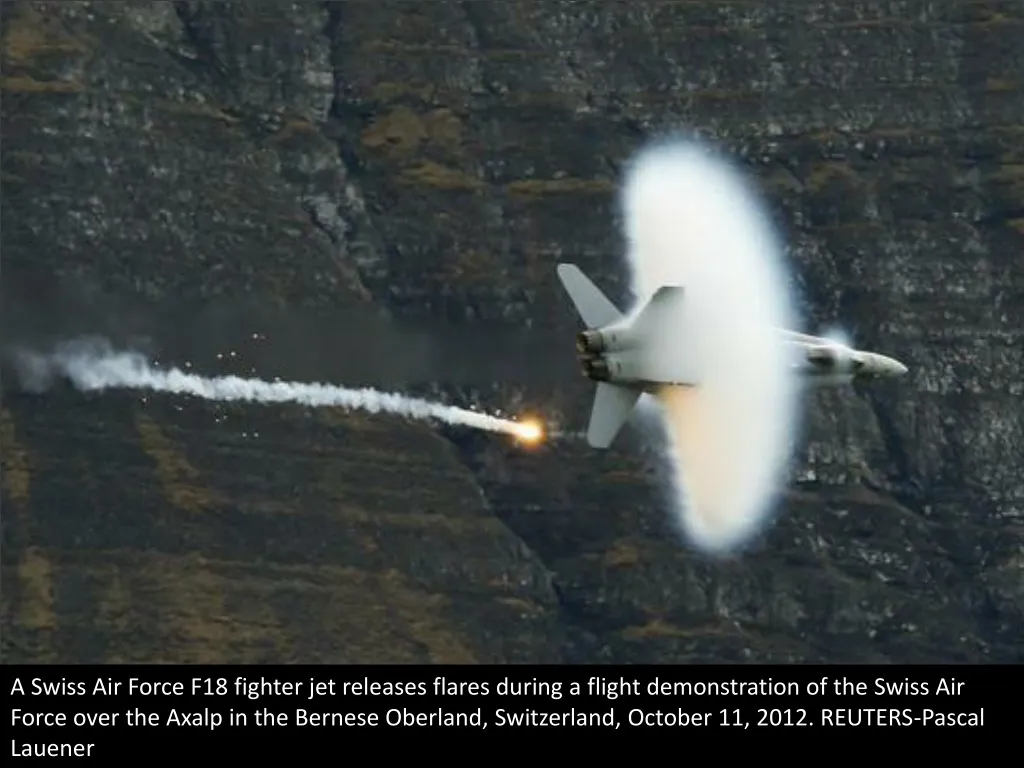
[584,357,610,381]
[577,330,605,355]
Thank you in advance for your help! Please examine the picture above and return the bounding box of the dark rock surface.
[2,0,1021,663]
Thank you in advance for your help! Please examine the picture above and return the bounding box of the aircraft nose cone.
[862,352,908,377]
[878,354,908,377]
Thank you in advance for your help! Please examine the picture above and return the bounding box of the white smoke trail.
[619,137,799,553]
[11,338,542,441]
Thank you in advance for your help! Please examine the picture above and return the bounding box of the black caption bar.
[3,665,1015,754]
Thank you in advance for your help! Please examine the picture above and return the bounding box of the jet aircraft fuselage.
[556,263,908,448]
[576,326,907,390]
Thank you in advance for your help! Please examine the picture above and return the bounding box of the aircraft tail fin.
[556,263,622,329]
[586,381,642,449]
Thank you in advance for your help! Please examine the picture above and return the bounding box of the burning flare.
[12,337,543,447]
[513,418,545,445]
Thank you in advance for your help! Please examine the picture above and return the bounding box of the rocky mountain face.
[1,1,1020,663]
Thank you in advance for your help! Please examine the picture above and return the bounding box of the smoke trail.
[619,137,799,553]
[11,337,543,442]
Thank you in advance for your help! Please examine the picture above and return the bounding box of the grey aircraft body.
[556,263,908,449]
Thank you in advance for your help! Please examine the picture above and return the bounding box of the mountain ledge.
[1,1,1021,663]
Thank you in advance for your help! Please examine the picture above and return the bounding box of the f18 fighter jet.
[556,263,908,449]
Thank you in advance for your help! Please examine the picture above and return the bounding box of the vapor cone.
[620,139,798,553]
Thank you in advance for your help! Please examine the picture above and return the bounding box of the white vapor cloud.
[11,337,539,440]
[620,137,799,553]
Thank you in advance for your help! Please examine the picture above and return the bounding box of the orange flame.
[513,418,544,445]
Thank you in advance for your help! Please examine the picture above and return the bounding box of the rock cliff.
[2,0,1021,663]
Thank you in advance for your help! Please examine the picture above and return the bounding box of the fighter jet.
[556,263,908,449]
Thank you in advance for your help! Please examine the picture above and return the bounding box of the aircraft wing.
[629,284,701,385]
[777,329,824,344]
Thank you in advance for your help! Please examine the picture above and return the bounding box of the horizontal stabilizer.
[556,263,622,329]
[587,381,641,449]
